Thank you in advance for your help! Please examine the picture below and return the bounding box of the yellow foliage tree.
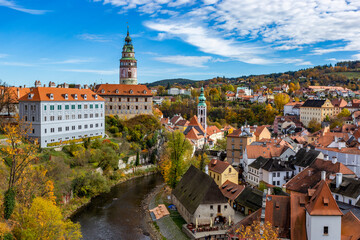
[235,221,279,240]
[274,93,290,112]
[17,197,82,240]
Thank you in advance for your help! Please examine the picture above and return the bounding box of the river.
[71,174,163,240]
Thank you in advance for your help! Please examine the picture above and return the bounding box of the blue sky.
[1,0,360,86]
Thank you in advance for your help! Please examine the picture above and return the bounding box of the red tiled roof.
[95,84,152,96]
[175,119,189,127]
[1,86,32,103]
[265,195,291,239]
[246,144,287,159]
[19,87,104,102]
[219,180,245,201]
[185,127,203,140]
[170,115,182,125]
[305,180,343,216]
[206,125,221,136]
[208,159,232,174]
[290,192,308,240]
[188,115,205,133]
[160,118,169,125]
[341,211,360,240]
[254,125,269,137]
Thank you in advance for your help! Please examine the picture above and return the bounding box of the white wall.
[306,212,341,240]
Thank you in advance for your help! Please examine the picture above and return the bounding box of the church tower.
[119,27,137,85]
[198,87,207,132]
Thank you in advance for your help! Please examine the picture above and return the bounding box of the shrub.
[72,172,110,198]
[4,188,15,219]
[109,126,119,134]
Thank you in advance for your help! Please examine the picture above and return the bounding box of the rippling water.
[71,174,163,240]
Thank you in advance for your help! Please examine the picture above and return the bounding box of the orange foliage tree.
[236,221,279,240]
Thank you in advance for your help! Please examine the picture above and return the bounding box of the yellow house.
[208,159,238,186]
[300,99,334,127]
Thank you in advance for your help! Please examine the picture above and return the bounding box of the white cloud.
[51,58,96,64]
[61,68,118,75]
[0,54,8,58]
[0,61,34,66]
[154,55,213,67]
[77,33,111,42]
[0,0,48,14]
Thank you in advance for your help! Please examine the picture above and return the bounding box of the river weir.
[71,174,163,240]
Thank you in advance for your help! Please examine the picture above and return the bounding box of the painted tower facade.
[198,87,207,132]
[119,28,137,85]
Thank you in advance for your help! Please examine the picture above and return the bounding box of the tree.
[135,151,140,166]
[17,197,82,240]
[0,81,17,116]
[1,116,37,219]
[160,131,192,188]
[214,138,227,151]
[308,118,322,133]
[158,86,165,95]
[235,221,278,240]
[274,93,290,112]
[338,108,351,118]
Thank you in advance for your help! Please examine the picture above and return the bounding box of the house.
[273,115,303,135]
[226,125,271,166]
[284,101,304,116]
[331,99,347,115]
[289,147,324,174]
[95,84,153,119]
[260,158,296,187]
[243,143,295,178]
[247,156,270,186]
[153,96,164,105]
[226,91,236,101]
[329,175,360,207]
[229,181,360,240]
[172,165,234,225]
[234,186,263,215]
[174,119,189,131]
[235,87,252,97]
[208,159,238,186]
[219,180,245,210]
[300,99,334,126]
[284,158,356,194]
[19,87,105,148]
[170,114,183,126]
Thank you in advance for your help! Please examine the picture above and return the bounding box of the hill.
[146,78,197,87]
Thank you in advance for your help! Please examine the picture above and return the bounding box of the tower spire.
[127,24,129,36]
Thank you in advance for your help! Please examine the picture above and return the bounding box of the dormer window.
[74,94,78,100]
[115,89,119,94]
[101,89,105,94]
[129,89,133,94]
[83,94,87,100]
[64,94,68,100]
[28,93,33,99]
[94,94,98,100]
[143,90,147,94]
[49,93,54,100]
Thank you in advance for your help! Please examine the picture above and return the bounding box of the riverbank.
[143,184,190,240]
[66,165,158,219]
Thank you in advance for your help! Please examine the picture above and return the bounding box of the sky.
[1,0,360,86]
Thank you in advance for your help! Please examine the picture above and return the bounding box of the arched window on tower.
[128,71,132,78]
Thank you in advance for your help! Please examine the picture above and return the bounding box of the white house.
[19,87,105,148]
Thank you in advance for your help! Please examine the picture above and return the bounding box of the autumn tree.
[214,138,227,151]
[160,131,192,188]
[274,93,290,112]
[308,118,322,133]
[0,81,16,116]
[16,197,82,240]
[235,221,279,240]
[338,108,351,118]
[1,116,38,219]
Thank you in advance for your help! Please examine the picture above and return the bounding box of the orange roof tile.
[208,159,234,174]
[341,211,360,240]
[219,180,245,201]
[206,125,221,136]
[306,180,343,216]
[18,87,104,102]
[254,125,269,137]
[265,195,291,238]
[185,127,203,140]
[246,144,287,159]
[188,115,205,133]
[95,84,152,96]
[290,192,308,240]
[0,86,32,103]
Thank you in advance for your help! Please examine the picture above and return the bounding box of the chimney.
[306,146,310,152]
[336,173,342,188]
[321,171,326,181]
[205,165,209,175]
[324,155,329,161]
[332,156,337,164]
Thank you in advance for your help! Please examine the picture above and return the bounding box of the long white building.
[19,87,105,148]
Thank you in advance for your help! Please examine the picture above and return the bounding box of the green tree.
[135,151,140,166]
[338,108,351,118]
[214,138,227,151]
[160,131,192,188]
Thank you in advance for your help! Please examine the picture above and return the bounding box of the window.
[32,116,35,121]
[78,105,82,109]
[50,105,54,110]
[50,116,55,121]
[145,98,148,102]
[45,129,47,133]
[72,114,75,119]
[349,199,352,205]
[136,98,138,102]
[78,125,82,130]
[145,106,148,110]
[127,98,130,102]
[95,104,99,108]
[127,106,130,110]
[65,126,69,131]
[135,106,138,110]
[273,173,276,177]
[78,114,82,119]
[118,106,121,110]
[25,105,28,111]
[51,128,55,133]
[57,105,62,110]
[58,127,62,132]
[277,172,280,177]
[65,105,69,110]
[66,115,70,120]
[84,125,88,129]
[335,195,339,201]
[229,168,232,173]
[44,105,47,111]
[84,114,88,118]
[277,181,280,185]
[32,129,35,134]
[58,116,62,120]
[323,226,328,235]
[273,181,276,185]
[210,205,213,210]
[217,175,219,181]
[84,105,88,109]
[72,105,75,109]
[110,98,113,102]
[90,124,93,128]
[224,205,227,209]
[72,126,75,130]
[90,104,93,109]
[44,116,47,121]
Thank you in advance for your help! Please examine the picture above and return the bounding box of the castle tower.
[119,27,137,85]
[198,87,207,132]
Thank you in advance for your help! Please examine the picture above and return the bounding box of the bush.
[4,187,15,219]
[109,126,119,134]
[72,172,110,198]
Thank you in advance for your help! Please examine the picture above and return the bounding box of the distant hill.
[147,78,198,87]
